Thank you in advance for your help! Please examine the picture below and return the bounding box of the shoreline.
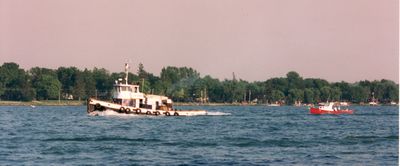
[0,100,397,107]
[0,100,85,106]
[0,101,254,106]
[174,102,257,106]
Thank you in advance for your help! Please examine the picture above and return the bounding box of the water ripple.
[0,105,397,165]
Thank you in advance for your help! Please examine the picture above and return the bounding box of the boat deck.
[88,98,207,116]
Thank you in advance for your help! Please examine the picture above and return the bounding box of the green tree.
[0,82,5,98]
[313,88,321,103]
[286,71,304,90]
[92,68,113,99]
[222,80,235,102]
[303,88,315,104]
[320,86,332,102]
[332,81,351,101]
[82,69,96,98]
[30,67,60,100]
[264,78,288,96]
[246,82,263,103]
[1,62,399,104]
[57,67,79,96]
[20,80,36,101]
[190,76,221,102]
[350,85,370,103]
[288,89,304,105]
[72,71,85,100]
[330,87,342,101]
[0,62,35,101]
[34,75,61,100]
[167,78,195,101]
[313,79,330,89]
[161,66,200,84]
[270,90,285,103]
[0,63,24,87]
[380,79,399,102]
[137,63,148,79]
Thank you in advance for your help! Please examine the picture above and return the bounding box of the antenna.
[124,63,129,85]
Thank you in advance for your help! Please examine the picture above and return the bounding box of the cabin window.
[121,87,129,91]
[156,101,160,110]
[130,99,136,107]
[114,87,121,93]
[134,87,138,93]
[122,99,128,106]
[139,99,143,108]
[113,99,122,104]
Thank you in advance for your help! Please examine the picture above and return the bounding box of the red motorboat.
[310,102,353,115]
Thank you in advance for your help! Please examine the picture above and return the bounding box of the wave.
[161,141,218,147]
[43,137,161,142]
[344,135,398,140]
[222,137,312,148]
[173,111,231,116]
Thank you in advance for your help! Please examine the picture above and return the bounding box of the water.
[0,105,398,165]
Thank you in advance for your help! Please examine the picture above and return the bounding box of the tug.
[87,63,207,116]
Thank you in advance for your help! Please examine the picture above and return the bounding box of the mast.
[248,90,251,103]
[124,63,129,85]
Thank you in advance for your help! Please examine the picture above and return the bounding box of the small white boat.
[87,63,207,116]
[368,92,380,106]
[368,101,379,106]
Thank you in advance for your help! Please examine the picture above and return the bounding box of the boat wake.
[88,109,140,117]
[206,111,231,116]
[88,110,231,117]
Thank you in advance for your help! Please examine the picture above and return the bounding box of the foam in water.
[89,110,231,117]
[89,109,139,117]
[206,111,231,116]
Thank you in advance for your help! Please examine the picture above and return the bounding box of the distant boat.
[368,101,379,106]
[266,101,281,106]
[310,102,353,115]
[390,101,398,106]
[339,102,350,106]
[30,105,36,108]
[368,92,379,106]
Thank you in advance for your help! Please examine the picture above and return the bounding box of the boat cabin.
[318,102,341,111]
[111,79,173,111]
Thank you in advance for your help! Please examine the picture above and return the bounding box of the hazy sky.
[0,0,398,83]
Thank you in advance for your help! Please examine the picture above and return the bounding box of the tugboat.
[87,63,207,116]
[310,102,353,115]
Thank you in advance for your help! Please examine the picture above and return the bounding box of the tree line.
[0,62,398,104]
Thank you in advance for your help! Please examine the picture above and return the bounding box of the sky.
[0,0,398,83]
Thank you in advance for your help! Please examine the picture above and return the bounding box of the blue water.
[0,106,398,165]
